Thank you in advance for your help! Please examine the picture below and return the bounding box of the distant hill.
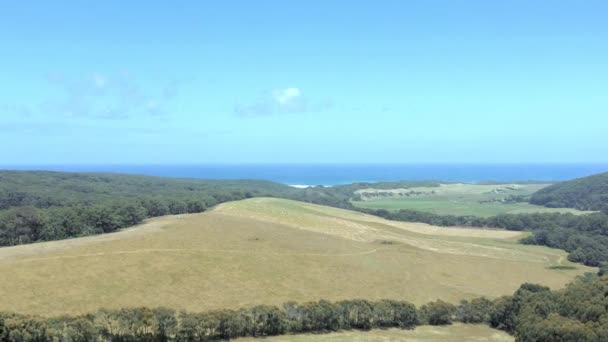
[0,170,300,209]
[530,172,608,212]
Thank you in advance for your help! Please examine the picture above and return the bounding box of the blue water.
[3,164,607,185]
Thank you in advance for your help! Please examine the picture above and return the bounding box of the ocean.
[3,164,607,186]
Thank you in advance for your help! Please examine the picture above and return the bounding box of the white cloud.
[273,87,301,106]
[235,87,332,117]
[92,73,108,89]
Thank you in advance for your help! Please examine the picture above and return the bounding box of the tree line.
[2,275,606,341]
[0,299,417,342]
[0,197,211,246]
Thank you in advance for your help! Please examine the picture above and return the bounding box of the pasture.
[0,198,593,316]
[237,324,513,341]
[352,183,591,217]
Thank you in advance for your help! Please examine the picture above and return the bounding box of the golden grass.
[0,198,594,316]
[236,324,513,341]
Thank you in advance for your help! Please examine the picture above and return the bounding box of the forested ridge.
[1,275,606,341]
[0,171,431,246]
[530,172,608,212]
[0,171,300,246]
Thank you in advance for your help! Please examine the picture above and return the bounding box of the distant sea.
[3,164,608,186]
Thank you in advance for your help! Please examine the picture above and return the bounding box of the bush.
[419,300,456,325]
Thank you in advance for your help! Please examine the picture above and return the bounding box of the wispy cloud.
[0,104,32,117]
[40,72,179,120]
[234,87,333,117]
[1,72,183,121]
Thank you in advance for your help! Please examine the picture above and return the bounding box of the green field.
[0,198,593,316]
[352,183,592,217]
[237,324,512,341]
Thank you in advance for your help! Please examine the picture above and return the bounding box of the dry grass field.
[236,324,513,341]
[0,198,593,316]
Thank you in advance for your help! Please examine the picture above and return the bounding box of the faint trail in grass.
[14,247,380,263]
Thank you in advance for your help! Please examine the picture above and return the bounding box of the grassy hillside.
[0,198,592,316]
[352,183,591,217]
[530,171,608,212]
[236,324,513,341]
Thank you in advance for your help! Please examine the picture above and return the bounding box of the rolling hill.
[530,171,608,212]
[0,198,592,316]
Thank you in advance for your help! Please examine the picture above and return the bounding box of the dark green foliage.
[0,299,419,341]
[475,276,608,341]
[508,276,608,342]
[530,172,608,212]
[456,298,493,324]
[337,299,374,330]
[489,283,553,334]
[0,313,53,342]
[370,299,418,329]
[0,316,7,342]
[419,300,456,325]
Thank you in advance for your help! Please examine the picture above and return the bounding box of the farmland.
[352,183,592,217]
[0,198,592,316]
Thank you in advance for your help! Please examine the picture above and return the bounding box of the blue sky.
[1,1,606,164]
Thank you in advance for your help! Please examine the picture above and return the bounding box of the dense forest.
[1,275,605,341]
[530,172,608,212]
